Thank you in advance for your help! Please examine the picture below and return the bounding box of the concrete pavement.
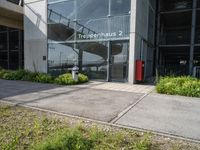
[1,79,200,141]
[116,93,200,141]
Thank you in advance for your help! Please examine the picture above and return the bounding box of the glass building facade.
[47,0,130,82]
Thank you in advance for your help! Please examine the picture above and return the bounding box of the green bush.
[156,76,200,97]
[34,128,94,150]
[0,69,89,85]
[78,74,89,83]
[55,73,88,85]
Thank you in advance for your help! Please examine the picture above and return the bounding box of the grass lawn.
[0,102,200,150]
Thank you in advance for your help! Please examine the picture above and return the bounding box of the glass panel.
[48,0,75,23]
[194,46,200,66]
[160,12,192,45]
[48,43,78,75]
[77,42,108,80]
[111,0,131,15]
[9,51,19,70]
[9,31,19,50]
[160,0,192,12]
[110,15,130,39]
[0,33,7,51]
[110,41,129,82]
[76,18,108,40]
[0,52,8,60]
[77,0,108,20]
[196,11,200,44]
[48,22,75,41]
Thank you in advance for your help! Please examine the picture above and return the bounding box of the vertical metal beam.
[155,0,160,75]
[107,41,111,82]
[189,0,197,75]
[18,30,22,69]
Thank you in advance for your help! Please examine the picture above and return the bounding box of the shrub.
[33,73,53,83]
[156,76,200,97]
[55,73,88,85]
[34,128,94,150]
[78,74,89,83]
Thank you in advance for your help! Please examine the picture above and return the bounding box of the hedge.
[0,68,88,85]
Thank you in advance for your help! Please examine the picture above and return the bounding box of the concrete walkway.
[1,79,200,141]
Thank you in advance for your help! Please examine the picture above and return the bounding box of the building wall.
[129,0,156,83]
[24,0,47,73]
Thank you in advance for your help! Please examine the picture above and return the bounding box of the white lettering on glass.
[78,31,123,40]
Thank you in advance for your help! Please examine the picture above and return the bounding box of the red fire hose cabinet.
[135,60,145,81]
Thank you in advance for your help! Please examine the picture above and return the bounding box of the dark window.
[194,46,200,66]
[0,33,7,51]
[9,51,19,70]
[9,31,19,50]
[160,0,192,12]
[196,11,200,44]
[0,52,8,60]
[160,12,192,45]
[197,0,200,8]
[111,0,131,16]
[77,0,108,20]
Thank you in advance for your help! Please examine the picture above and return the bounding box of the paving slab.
[0,79,143,122]
[116,93,200,141]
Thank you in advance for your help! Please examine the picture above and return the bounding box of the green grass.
[0,68,88,85]
[0,103,200,150]
[156,76,200,98]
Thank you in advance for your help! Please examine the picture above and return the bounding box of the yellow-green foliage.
[156,76,200,97]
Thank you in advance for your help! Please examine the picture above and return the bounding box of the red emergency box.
[135,60,145,81]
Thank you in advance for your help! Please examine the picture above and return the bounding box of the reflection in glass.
[48,43,79,75]
[110,41,129,82]
[111,0,131,15]
[48,0,75,23]
[48,22,75,41]
[110,15,130,39]
[77,0,108,20]
[77,42,108,80]
[76,18,108,40]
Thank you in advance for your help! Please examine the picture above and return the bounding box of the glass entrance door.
[109,41,129,82]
